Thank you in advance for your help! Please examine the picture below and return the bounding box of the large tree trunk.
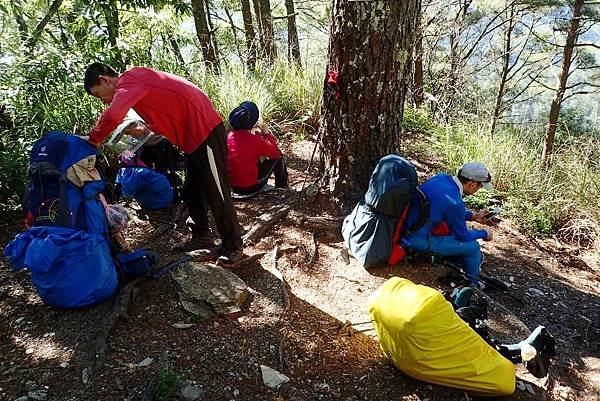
[319,0,420,202]
[542,0,583,167]
[257,0,276,62]
[413,15,424,108]
[490,2,515,135]
[241,0,257,69]
[191,0,220,71]
[447,0,471,118]
[285,0,301,67]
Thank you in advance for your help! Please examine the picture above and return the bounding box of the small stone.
[260,365,290,389]
[525,383,535,395]
[516,380,526,391]
[527,288,545,296]
[13,396,29,401]
[25,348,34,355]
[237,317,244,323]
[137,357,154,368]
[171,323,194,329]
[82,368,90,384]
[59,362,68,368]
[233,389,240,397]
[27,390,47,400]
[214,322,219,328]
[509,276,514,282]
[178,382,202,401]
[15,317,25,324]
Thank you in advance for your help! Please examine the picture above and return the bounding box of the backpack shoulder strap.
[404,188,430,236]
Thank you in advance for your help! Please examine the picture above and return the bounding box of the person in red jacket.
[82,63,242,261]
[227,101,289,195]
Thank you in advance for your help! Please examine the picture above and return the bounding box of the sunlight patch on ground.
[13,334,74,363]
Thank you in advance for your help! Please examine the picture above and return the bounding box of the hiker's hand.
[483,230,493,241]
[473,210,490,224]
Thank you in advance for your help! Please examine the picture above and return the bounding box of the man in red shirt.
[83,63,242,261]
[227,101,288,195]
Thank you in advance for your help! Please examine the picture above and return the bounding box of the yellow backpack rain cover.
[369,277,515,396]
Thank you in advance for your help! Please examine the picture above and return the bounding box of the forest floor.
[0,134,599,401]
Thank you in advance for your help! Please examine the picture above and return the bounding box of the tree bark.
[413,14,424,108]
[542,0,583,167]
[257,0,276,62]
[490,2,515,135]
[241,0,257,68]
[191,0,220,71]
[285,0,302,67]
[447,0,471,118]
[319,0,420,202]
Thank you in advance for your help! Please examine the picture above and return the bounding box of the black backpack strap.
[57,173,69,226]
[404,188,430,236]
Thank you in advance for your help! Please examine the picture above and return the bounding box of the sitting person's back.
[226,101,288,195]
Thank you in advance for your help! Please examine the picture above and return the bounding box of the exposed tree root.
[242,205,291,245]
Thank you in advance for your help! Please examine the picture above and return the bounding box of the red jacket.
[227,129,282,188]
[89,67,222,154]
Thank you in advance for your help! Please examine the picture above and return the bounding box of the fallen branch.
[268,245,292,371]
[88,280,140,373]
[242,205,291,245]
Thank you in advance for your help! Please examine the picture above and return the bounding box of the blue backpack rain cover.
[116,167,173,209]
[342,154,418,267]
[3,131,119,308]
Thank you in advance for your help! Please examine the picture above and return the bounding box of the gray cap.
[458,162,493,190]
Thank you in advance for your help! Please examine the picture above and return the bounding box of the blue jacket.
[402,173,487,242]
[116,167,173,210]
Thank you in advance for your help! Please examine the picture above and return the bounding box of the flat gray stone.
[260,365,290,389]
[172,262,249,320]
[178,382,202,401]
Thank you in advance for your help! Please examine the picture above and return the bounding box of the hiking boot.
[524,326,556,378]
[171,235,215,252]
[216,247,244,265]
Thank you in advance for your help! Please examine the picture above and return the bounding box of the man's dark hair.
[457,175,471,184]
[83,63,118,95]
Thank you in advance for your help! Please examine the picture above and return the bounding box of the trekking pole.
[301,69,339,191]
[440,259,524,304]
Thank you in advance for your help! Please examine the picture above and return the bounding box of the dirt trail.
[0,138,598,401]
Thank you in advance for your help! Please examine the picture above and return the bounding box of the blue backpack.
[4,131,155,308]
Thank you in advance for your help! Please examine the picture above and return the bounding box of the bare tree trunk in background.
[166,34,191,78]
[26,0,64,48]
[542,0,583,167]
[191,0,220,71]
[224,6,243,62]
[319,0,420,204]
[285,0,301,67]
[102,1,125,70]
[413,14,424,108]
[241,0,257,69]
[490,2,515,135]
[257,0,276,62]
[447,0,471,117]
[252,0,264,57]
[204,0,221,67]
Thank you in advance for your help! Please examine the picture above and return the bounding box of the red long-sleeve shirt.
[227,129,282,188]
[89,67,222,154]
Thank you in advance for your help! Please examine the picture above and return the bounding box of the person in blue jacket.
[402,162,494,287]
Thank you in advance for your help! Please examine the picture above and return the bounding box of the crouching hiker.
[226,101,289,196]
[401,162,495,287]
[82,63,243,262]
